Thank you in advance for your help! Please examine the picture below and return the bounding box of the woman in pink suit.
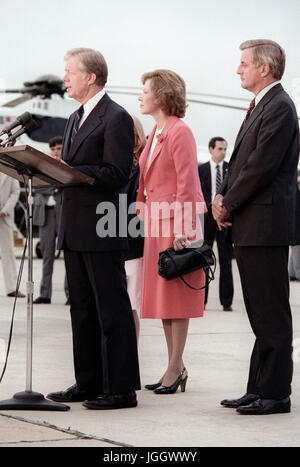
[137,69,206,394]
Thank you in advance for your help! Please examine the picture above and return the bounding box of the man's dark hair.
[49,136,63,148]
[208,136,226,150]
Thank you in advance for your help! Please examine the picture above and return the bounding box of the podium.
[0,145,94,410]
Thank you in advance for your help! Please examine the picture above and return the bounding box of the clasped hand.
[212,194,232,231]
[173,234,191,251]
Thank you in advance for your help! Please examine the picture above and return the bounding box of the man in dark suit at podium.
[198,137,233,311]
[47,48,140,410]
[213,39,299,415]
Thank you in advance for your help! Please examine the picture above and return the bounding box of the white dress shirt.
[79,88,106,128]
[255,81,281,106]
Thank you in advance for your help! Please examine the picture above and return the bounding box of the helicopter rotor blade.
[187,98,247,111]
[106,89,248,111]
[0,87,38,94]
[2,94,33,107]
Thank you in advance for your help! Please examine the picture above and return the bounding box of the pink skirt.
[141,216,205,320]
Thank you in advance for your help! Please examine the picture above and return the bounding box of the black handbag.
[158,241,216,290]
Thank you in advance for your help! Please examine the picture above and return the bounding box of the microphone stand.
[0,133,69,411]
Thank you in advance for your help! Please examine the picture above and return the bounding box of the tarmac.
[0,244,299,448]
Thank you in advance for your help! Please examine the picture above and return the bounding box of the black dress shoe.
[47,384,99,402]
[237,397,291,415]
[223,305,232,311]
[82,391,137,410]
[7,291,25,298]
[220,393,259,408]
[33,296,51,304]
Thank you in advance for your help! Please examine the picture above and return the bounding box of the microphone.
[1,118,40,145]
[0,112,33,137]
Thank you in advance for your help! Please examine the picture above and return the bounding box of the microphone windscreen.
[18,112,33,125]
[25,119,40,133]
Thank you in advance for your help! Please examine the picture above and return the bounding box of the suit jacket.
[292,185,300,244]
[136,116,206,239]
[33,188,62,228]
[57,93,134,251]
[198,160,232,242]
[121,163,144,261]
[220,83,300,246]
[0,174,20,229]
[198,161,228,208]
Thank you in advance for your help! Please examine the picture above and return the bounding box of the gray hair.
[240,39,286,80]
[65,48,108,87]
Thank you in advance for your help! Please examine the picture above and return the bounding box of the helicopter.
[0,74,253,153]
[0,74,299,255]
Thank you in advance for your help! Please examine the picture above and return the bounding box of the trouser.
[234,246,293,399]
[205,217,233,307]
[289,245,300,280]
[39,207,69,299]
[64,249,141,395]
[39,207,56,299]
[0,219,18,294]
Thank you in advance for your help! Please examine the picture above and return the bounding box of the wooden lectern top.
[0,145,94,187]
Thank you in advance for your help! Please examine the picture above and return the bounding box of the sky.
[1,0,299,154]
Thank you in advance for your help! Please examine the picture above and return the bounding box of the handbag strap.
[166,247,216,291]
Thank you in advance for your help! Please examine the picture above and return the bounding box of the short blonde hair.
[132,115,146,165]
[65,48,108,87]
[141,69,187,118]
[240,39,286,80]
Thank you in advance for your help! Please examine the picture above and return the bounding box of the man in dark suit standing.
[47,48,140,410]
[33,137,69,305]
[198,137,233,311]
[213,40,299,415]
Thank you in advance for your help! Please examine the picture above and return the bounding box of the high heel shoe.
[145,367,186,391]
[154,368,188,395]
[144,382,161,391]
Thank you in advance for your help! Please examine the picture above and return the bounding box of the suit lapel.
[204,162,212,205]
[143,116,178,181]
[202,162,211,195]
[62,114,75,161]
[65,93,110,164]
[232,84,283,156]
[139,126,156,176]
[233,105,264,152]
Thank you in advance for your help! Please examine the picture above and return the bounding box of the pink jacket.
[137,116,206,239]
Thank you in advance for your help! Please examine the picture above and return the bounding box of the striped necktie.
[216,164,222,193]
[70,105,84,145]
[242,98,255,128]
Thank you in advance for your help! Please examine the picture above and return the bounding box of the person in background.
[33,136,69,305]
[123,116,146,342]
[198,137,234,311]
[137,69,206,394]
[0,174,25,298]
[289,176,300,281]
